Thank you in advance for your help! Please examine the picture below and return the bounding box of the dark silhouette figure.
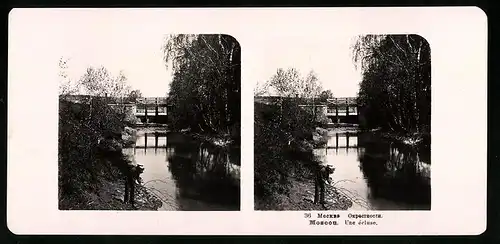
[314,164,334,205]
[96,130,146,208]
[124,164,144,206]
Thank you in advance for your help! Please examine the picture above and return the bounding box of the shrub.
[254,101,320,199]
[58,98,127,208]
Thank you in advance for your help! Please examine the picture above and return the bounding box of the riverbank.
[327,126,360,133]
[255,178,353,211]
[381,131,430,146]
[59,157,163,211]
[58,101,165,211]
[325,125,430,147]
[360,128,430,148]
[191,132,234,148]
[66,178,162,211]
[133,125,169,133]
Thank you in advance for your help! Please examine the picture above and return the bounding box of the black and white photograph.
[58,33,241,211]
[8,8,486,235]
[254,34,431,211]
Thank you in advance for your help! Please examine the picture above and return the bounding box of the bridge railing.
[135,106,168,115]
[136,97,168,104]
[325,106,358,116]
[326,97,357,105]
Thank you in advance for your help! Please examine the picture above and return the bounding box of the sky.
[248,33,362,97]
[56,16,173,97]
[11,9,363,98]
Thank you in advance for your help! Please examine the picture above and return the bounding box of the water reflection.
[125,131,240,211]
[315,132,431,210]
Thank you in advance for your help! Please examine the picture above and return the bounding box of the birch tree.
[352,34,431,134]
[162,34,241,137]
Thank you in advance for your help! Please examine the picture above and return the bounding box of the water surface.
[123,130,240,211]
[314,131,431,210]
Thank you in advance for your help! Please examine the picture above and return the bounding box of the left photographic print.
[58,34,241,211]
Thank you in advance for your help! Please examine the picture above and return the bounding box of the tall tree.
[162,34,241,137]
[78,66,131,99]
[266,68,322,99]
[352,34,431,134]
[264,68,322,121]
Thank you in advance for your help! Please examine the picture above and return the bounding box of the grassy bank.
[58,100,162,210]
[60,166,162,211]
[191,131,239,149]
[254,101,352,210]
[360,128,431,155]
[167,122,240,150]
[256,178,353,211]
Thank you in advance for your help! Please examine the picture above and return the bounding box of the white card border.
[7,7,487,235]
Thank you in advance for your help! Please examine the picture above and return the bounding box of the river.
[314,131,431,210]
[123,128,240,211]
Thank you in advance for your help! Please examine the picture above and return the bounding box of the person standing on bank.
[314,164,334,206]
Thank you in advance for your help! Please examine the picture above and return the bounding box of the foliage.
[126,89,142,103]
[261,67,324,123]
[78,66,131,98]
[254,100,320,198]
[254,67,328,198]
[58,62,136,209]
[266,68,322,99]
[58,57,133,102]
[162,34,240,141]
[58,98,126,205]
[253,80,270,96]
[352,34,431,134]
[318,89,334,102]
[58,57,79,96]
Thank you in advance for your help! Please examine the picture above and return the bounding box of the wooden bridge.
[134,132,168,149]
[325,132,358,149]
[321,132,362,155]
[61,95,171,124]
[256,96,359,124]
[108,97,171,124]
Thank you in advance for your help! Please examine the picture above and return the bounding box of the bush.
[254,101,320,199]
[58,98,128,207]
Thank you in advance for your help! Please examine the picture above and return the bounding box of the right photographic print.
[254,34,431,211]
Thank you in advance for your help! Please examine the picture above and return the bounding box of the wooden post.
[356,105,359,124]
[346,133,350,154]
[145,105,148,124]
[335,133,339,150]
[346,99,350,117]
[155,100,159,122]
[155,132,158,148]
[335,98,339,124]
